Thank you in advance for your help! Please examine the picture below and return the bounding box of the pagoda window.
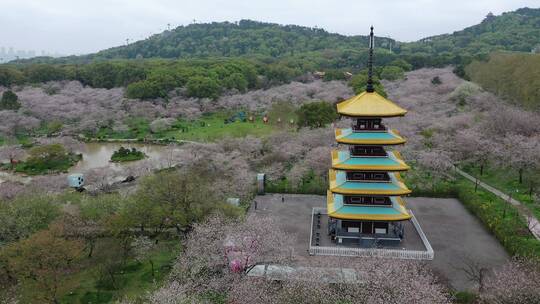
[350,145,386,157]
[342,221,362,233]
[374,222,389,234]
[344,196,392,206]
[353,119,386,131]
[347,171,390,181]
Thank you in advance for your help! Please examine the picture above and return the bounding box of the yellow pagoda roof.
[335,128,406,145]
[331,150,410,171]
[337,91,407,117]
[329,169,411,196]
[326,191,412,221]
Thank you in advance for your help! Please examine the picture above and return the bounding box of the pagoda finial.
[366,26,375,93]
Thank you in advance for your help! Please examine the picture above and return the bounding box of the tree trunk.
[87,239,95,258]
[150,260,155,278]
[519,168,523,184]
[108,270,117,290]
[480,164,484,176]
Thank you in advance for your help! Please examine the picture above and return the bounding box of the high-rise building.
[327,27,412,246]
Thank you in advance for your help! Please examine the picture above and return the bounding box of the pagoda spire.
[366,26,375,93]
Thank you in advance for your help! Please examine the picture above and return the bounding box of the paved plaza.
[251,194,509,290]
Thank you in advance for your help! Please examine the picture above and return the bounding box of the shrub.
[110,147,145,162]
[389,59,413,71]
[454,178,540,258]
[0,91,21,111]
[449,82,481,106]
[380,66,405,81]
[15,144,81,175]
[223,72,248,92]
[150,118,176,133]
[295,101,337,128]
[125,80,164,99]
[186,76,221,99]
[349,73,387,96]
[322,70,347,82]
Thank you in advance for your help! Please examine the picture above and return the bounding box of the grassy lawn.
[462,164,540,221]
[158,112,285,142]
[13,153,82,175]
[266,171,328,195]
[453,176,540,258]
[55,238,180,304]
[90,112,290,142]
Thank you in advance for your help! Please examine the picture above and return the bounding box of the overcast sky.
[1,0,538,55]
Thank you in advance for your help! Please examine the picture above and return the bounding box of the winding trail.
[454,166,540,241]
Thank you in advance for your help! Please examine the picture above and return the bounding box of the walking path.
[454,166,540,241]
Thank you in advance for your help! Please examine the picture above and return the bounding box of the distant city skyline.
[1,0,539,56]
[0,46,63,62]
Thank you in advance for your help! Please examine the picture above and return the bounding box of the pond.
[0,142,176,184]
[70,142,172,172]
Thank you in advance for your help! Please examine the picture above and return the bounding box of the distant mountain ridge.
[9,7,540,66]
[90,19,394,60]
[408,7,540,56]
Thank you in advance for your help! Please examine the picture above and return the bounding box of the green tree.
[0,67,25,87]
[389,59,413,71]
[349,73,387,97]
[0,90,21,110]
[380,66,405,81]
[131,170,218,234]
[16,144,78,174]
[186,76,221,99]
[4,226,83,303]
[24,64,66,83]
[223,72,248,92]
[125,80,163,99]
[0,194,61,243]
[323,70,347,81]
[296,101,338,128]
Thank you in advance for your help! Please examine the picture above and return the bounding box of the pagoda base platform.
[250,194,508,290]
[309,208,433,260]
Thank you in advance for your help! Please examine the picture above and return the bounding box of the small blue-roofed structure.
[68,173,85,188]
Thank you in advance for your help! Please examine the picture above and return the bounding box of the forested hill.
[16,7,540,67]
[400,7,540,59]
[90,19,395,60]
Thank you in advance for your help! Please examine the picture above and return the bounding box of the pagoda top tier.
[337,91,407,118]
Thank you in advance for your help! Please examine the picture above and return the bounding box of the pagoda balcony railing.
[349,147,388,157]
[345,178,391,183]
[352,125,387,132]
[349,151,388,157]
[335,230,401,239]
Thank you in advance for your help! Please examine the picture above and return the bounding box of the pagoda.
[327,27,412,246]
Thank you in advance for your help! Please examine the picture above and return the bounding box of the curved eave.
[331,150,410,172]
[331,187,412,196]
[339,113,407,118]
[335,128,406,146]
[336,91,408,118]
[329,170,411,196]
[326,191,412,221]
